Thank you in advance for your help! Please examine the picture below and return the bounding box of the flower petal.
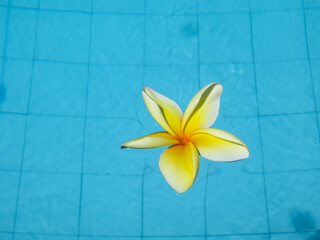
[121,132,179,149]
[182,83,223,137]
[191,128,249,162]
[143,86,183,137]
[159,142,199,193]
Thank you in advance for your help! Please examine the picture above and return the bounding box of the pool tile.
[206,166,268,235]
[10,0,38,8]
[145,15,198,65]
[304,0,320,8]
[84,118,146,175]
[305,9,320,58]
[144,65,198,108]
[0,171,19,231]
[0,233,12,240]
[15,234,77,240]
[311,59,320,111]
[93,0,144,13]
[271,231,320,240]
[260,114,320,172]
[0,59,32,113]
[80,174,141,235]
[40,0,92,12]
[199,0,249,13]
[208,236,268,240]
[266,171,320,232]
[199,13,252,64]
[91,14,143,65]
[252,10,307,62]
[144,238,204,240]
[23,115,84,173]
[0,7,7,55]
[146,0,197,14]
[250,0,302,11]
[143,169,206,236]
[201,63,257,116]
[80,237,140,240]
[256,60,315,115]
[6,8,37,59]
[30,61,87,116]
[15,172,80,234]
[87,65,142,118]
[146,237,204,240]
[36,11,90,63]
[0,114,25,170]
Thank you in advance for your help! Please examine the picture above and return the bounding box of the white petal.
[121,132,179,149]
[191,128,249,162]
[159,143,199,193]
[182,83,223,137]
[143,86,183,137]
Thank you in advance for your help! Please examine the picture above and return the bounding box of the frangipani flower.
[121,83,249,193]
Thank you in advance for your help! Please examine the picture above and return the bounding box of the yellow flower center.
[177,134,191,145]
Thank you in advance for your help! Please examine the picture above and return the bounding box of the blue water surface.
[0,0,319,239]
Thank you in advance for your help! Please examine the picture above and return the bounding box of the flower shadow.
[290,210,319,240]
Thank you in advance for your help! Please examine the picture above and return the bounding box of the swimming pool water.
[0,0,319,239]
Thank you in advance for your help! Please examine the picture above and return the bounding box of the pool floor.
[0,0,320,239]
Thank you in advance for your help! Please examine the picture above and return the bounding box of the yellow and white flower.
[121,83,249,193]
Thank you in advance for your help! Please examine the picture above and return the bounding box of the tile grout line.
[2,228,320,238]
[76,0,94,239]
[0,110,143,122]
[196,0,207,238]
[11,0,41,239]
[1,165,320,177]
[301,0,320,140]
[140,165,146,240]
[0,1,14,236]
[2,54,320,68]
[196,0,201,90]
[0,1,10,87]
[248,1,271,239]
[0,168,147,176]
[140,0,146,239]
[142,0,146,88]
[1,109,319,120]
[203,163,211,240]
[1,3,320,17]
